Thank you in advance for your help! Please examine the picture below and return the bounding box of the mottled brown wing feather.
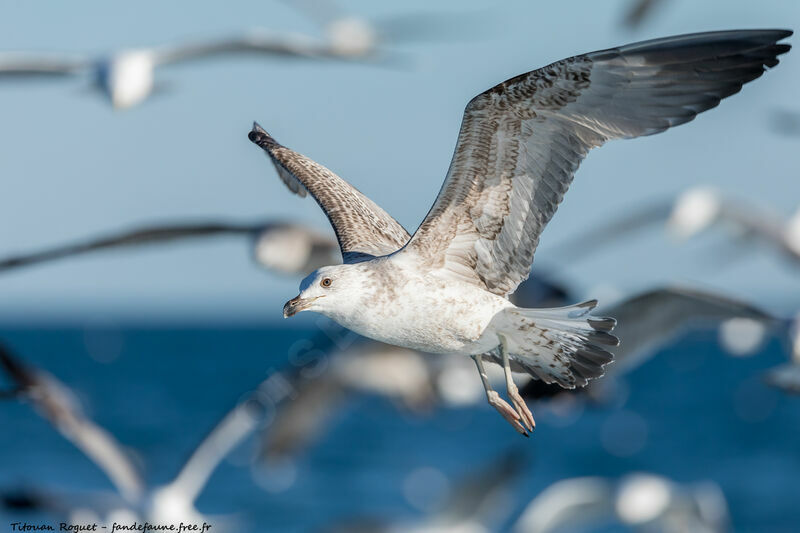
[403,29,791,296]
[248,123,411,261]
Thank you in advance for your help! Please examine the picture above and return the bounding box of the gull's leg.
[471,354,528,437]
[497,334,535,432]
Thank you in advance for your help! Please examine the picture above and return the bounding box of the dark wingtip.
[248,121,273,146]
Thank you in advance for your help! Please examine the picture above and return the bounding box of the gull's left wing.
[249,122,411,262]
[401,30,791,297]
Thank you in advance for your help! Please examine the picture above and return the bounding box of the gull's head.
[283,264,360,319]
[98,50,155,109]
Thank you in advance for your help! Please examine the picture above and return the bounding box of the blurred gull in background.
[0,344,143,505]
[553,185,800,273]
[287,0,497,58]
[520,286,779,401]
[0,344,267,528]
[0,29,367,109]
[0,219,339,277]
[667,187,800,266]
[0,0,494,109]
[513,473,729,533]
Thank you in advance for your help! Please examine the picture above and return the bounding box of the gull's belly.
[342,275,510,355]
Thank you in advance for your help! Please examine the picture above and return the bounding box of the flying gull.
[0,344,267,525]
[667,186,800,266]
[554,187,800,267]
[0,29,371,109]
[513,473,729,533]
[249,30,791,435]
[0,219,338,277]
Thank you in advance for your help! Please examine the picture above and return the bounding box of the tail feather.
[491,300,618,389]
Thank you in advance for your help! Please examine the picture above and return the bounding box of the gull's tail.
[488,301,618,389]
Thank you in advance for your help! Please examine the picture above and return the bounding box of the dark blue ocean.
[0,323,798,532]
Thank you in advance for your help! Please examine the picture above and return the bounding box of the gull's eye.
[320,277,332,288]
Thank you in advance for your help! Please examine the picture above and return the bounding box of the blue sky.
[0,0,798,322]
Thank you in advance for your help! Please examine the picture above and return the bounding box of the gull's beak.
[283,295,314,318]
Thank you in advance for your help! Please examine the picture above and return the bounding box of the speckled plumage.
[248,30,791,429]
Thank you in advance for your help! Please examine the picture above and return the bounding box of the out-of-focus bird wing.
[0,219,270,274]
[0,345,144,503]
[0,54,90,77]
[513,477,615,533]
[151,31,360,65]
[600,287,776,375]
[248,122,412,262]
[622,0,667,30]
[163,396,264,506]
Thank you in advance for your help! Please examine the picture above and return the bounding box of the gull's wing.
[601,287,776,375]
[161,396,264,506]
[0,54,89,77]
[400,30,791,297]
[0,219,270,274]
[0,345,144,503]
[249,123,412,261]
[151,31,356,65]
